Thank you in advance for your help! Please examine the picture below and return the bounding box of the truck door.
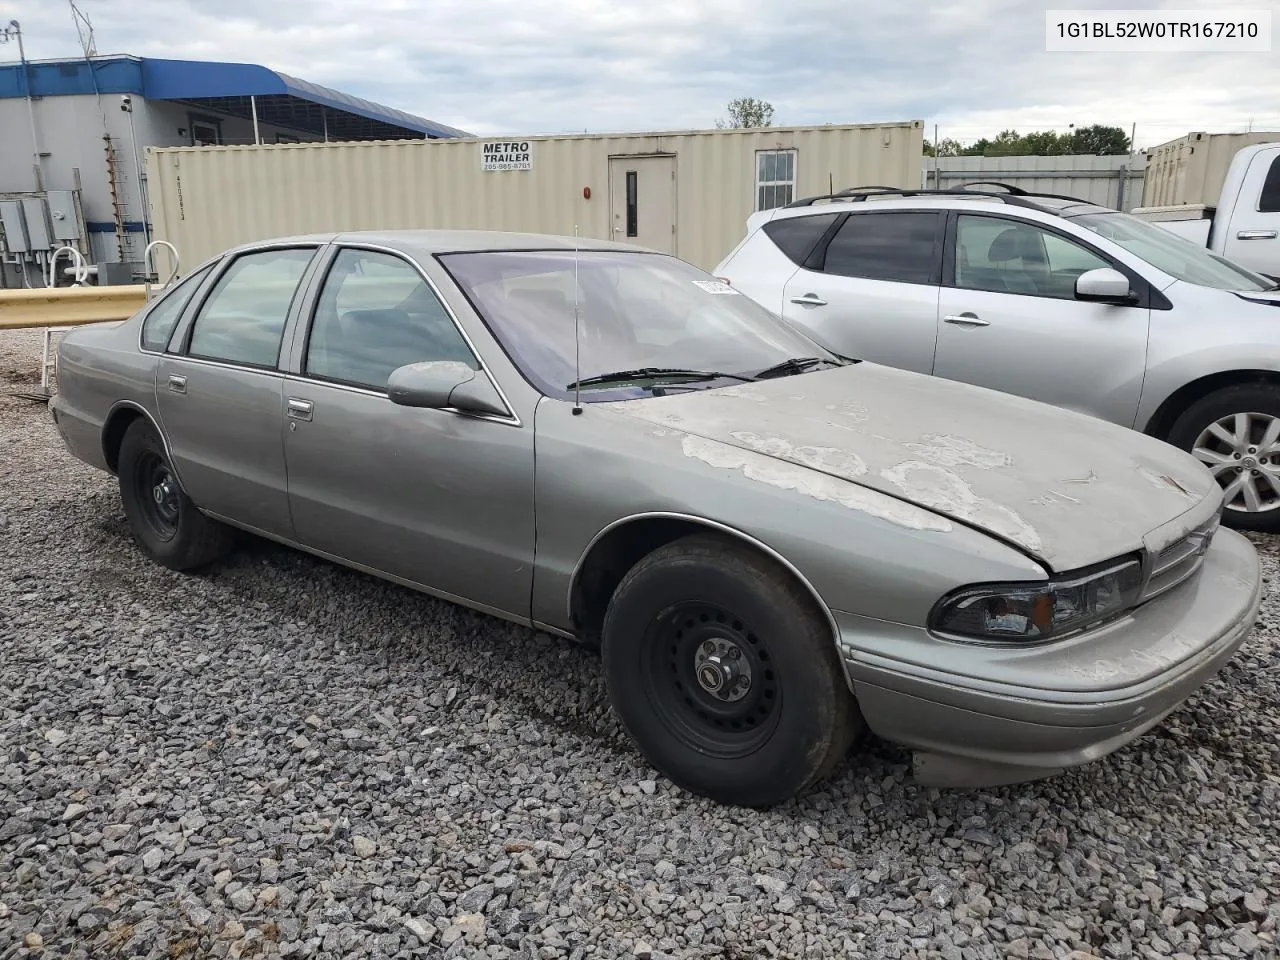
[1222,147,1280,278]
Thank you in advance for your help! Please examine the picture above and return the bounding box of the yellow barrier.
[0,285,148,331]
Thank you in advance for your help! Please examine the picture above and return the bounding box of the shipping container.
[146,122,923,271]
[924,154,1146,210]
[1141,131,1280,208]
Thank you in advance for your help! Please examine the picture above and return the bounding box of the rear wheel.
[601,533,862,808]
[1167,384,1280,533]
[117,418,234,570]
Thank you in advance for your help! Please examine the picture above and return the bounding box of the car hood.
[608,362,1218,572]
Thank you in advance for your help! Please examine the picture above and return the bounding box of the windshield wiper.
[566,367,759,390]
[752,356,840,380]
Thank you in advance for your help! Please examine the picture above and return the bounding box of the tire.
[117,418,234,570]
[600,533,863,808]
[1167,383,1280,534]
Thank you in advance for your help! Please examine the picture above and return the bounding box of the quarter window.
[954,215,1109,299]
[762,213,840,266]
[305,248,477,391]
[186,247,315,367]
[140,264,214,352]
[756,149,797,211]
[1260,155,1280,213]
[821,212,940,284]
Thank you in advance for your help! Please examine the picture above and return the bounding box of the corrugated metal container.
[1141,131,1280,208]
[147,122,923,270]
[925,154,1145,210]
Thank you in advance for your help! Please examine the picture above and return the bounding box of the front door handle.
[287,397,313,422]
[167,374,187,394]
[789,293,828,306]
[1237,230,1278,240]
[944,312,990,327]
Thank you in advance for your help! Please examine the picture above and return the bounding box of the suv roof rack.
[783,183,1094,211]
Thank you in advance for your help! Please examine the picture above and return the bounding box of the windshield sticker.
[691,280,740,295]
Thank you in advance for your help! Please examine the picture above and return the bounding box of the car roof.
[770,189,1114,221]
[227,229,656,258]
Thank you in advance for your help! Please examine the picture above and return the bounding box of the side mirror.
[387,361,509,418]
[1075,267,1135,304]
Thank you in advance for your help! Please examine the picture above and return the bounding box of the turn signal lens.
[928,557,1143,644]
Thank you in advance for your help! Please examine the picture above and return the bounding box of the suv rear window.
[761,213,840,266]
[1260,155,1280,213]
[820,212,941,284]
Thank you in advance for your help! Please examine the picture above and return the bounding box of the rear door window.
[1259,155,1280,213]
[762,213,840,266]
[819,212,941,284]
[186,248,316,368]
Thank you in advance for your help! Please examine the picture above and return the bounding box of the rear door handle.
[287,397,313,421]
[1237,230,1278,240]
[943,313,990,327]
[167,374,187,394]
[789,293,828,306]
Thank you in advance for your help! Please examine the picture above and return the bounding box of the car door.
[155,244,321,537]
[1222,148,1280,277]
[280,244,535,618]
[932,213,1151,427]
[779,210,943,373]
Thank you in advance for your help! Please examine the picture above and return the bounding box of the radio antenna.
[571,223,583,415]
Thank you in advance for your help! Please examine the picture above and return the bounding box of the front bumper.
[837,526,1261,787]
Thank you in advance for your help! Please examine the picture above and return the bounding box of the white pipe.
[123,101,151,252]
[251,95,261,145]
[143,238,180,298]
[46,245,89,288]
[9,21,43,190]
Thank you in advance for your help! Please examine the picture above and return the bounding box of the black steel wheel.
[645,601,781,759]
[117,417,234,571]
[602,532,863,808]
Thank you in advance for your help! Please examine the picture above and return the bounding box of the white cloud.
[8,0,1280,146]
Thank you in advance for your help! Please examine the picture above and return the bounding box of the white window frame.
[755,149,798,212]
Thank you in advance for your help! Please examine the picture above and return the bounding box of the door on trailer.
[610,156,676,254]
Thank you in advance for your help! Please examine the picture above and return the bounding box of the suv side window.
[762,213,840,266]
[140,263,214,352]
[1260,155,1280,213]
[187,247,316,367]
[820,212,940,284]
[954,215,1108,300]
[305,247,478,391]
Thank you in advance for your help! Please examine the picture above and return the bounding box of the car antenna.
[572,223,583,416]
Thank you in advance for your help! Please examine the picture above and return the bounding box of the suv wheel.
[1167,384,1280,532]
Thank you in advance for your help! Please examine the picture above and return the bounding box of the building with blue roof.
[0,53,469,281]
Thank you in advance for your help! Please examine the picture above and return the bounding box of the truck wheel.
[600,532,862,807]
[1167,383,1280,532]
[117,418,234,570]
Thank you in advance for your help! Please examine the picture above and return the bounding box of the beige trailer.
[1141,131,1280,208]
[146,121,924,271]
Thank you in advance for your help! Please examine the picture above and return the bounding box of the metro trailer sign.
[480,141,534,171]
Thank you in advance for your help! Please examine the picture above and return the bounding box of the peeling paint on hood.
[609,362,1218,571]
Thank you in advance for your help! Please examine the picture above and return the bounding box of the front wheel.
[1167,384,1280,533]
[601,533,862,808]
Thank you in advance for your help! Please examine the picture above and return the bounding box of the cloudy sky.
[6,0,1279,148]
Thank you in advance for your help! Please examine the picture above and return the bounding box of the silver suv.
[715,185,1280,532]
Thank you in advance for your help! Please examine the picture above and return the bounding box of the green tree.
[923,137,964,157]
[1068,124,1132,155]
[716,97,775,129]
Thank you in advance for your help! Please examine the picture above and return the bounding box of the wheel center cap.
[153,484,166,504]
[1244,456,1258,469]
[698,658,729,692]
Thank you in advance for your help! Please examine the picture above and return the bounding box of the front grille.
[1141,513,1220,602]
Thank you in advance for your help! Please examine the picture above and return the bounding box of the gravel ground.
[2,328,1279,960]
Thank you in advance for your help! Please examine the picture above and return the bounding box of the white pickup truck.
[1132,141,1280,279]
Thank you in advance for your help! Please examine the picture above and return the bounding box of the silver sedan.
[50,230,1261,807]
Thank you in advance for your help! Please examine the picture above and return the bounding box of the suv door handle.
[287,397,313,421]
[1237,230,1278,240]
[944,313,990,327]
[789,293,828,306]
[167,374,187,394]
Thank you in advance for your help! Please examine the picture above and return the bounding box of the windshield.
[1070,211,1273,292]
[438,250,841,401]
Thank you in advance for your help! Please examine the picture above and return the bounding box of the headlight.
[928,556,1143,644]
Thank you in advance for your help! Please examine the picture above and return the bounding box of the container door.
[610,156,676,254]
